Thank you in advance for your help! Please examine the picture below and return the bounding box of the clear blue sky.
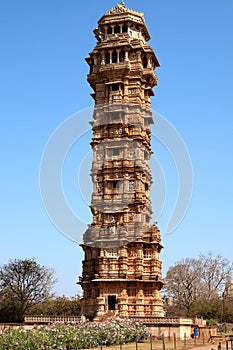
[0,0,232,296]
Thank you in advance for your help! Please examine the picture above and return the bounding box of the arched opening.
[119,50,125,62]
[122,24,128,33]
[105,51,110,64]
[112,50,117,63]
[142,56,148,68]
[114,25,120,34]
[107,26,112,35]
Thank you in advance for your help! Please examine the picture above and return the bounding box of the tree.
[28,295,81,316]
[163,252,233,319]
[163,258,201,313]
[199,253,232,300]
[0,258,57,322]
[0,289,20,322]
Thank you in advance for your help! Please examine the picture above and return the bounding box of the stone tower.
[79,1,164,320]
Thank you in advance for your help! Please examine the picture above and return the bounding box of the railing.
[24,315,193,326]
[24,316,81,324]
[126,317,192,325]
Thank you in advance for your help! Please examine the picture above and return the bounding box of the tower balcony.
[99,61,131,73]
[91,132,151,148]
[92,159,151,172]
[91,160,152,179]
[83,222,151,246]
[89,63,158,90]
[91,191,149,206]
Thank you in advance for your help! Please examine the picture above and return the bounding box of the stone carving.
[129,180,135,191]
[97,152,104,160]
[80,2,164,321]
[105,2,144,18]
[97,182,103,193]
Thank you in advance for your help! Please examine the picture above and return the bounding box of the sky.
[0,0,233,296]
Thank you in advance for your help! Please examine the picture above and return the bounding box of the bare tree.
[0,258,57,321]
[199,252,233,300]
[163,253,233,316]
[164,258,201,312]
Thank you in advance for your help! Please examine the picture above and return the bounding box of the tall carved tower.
[79,1,164,320]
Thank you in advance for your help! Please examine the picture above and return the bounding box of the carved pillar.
[101,51,105,65]
[109,49,113,64]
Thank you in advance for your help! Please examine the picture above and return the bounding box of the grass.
[90,340,209,350]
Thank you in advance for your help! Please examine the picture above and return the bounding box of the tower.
[79,2,164,320]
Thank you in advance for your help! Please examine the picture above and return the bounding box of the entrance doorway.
[108,295,116,310]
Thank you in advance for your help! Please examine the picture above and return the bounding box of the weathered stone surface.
[79,2,164,321]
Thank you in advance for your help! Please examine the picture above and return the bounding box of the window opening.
[112,50,117,63]
[122,24,128,33]
[108,295,116,310]
[112,83,119,91]
[119,50,125,62]
[114,25,120,34]
[107,27,112,34]
[143,56,147,68]
[105,52,110,64]
[113,180,118,189]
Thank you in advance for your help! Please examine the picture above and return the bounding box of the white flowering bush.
[0,318,150,349]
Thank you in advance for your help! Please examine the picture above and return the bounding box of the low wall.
[129,317,216,340]
[24,316,81,324]
[22,315,216,341]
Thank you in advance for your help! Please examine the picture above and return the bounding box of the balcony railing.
[126,316,192,325]
[24,316,81,324]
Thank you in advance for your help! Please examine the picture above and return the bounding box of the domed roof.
[104,1,144,18]
[98,2,150,41]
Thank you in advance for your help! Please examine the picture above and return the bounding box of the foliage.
[28,295,81,316]
[0,318,150,349]
[164,257,200,313]
[223,296,233,323]
[188,299,222,320]
[163,252,233,319]
[0,258,57,322]
[0,290,21,322]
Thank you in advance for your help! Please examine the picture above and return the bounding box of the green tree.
[188,299,222,320]
[0,289,21,322]
[0,258,57,322]
[28,295,81,316]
